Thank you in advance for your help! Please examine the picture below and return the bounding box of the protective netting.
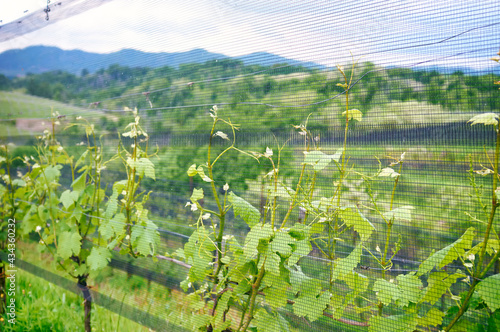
[1,1,500,331]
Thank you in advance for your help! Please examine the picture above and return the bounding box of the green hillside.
[1,61,498,137]
[0,91,117,137]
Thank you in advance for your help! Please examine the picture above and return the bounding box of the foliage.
[4,109,159,331]
[171,56,500,332]
[0,142,30,315]
[5,59,500,132]
[1,52,500,331]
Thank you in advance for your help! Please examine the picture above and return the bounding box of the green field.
[0,91,117,137]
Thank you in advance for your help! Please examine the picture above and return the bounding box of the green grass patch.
[1,269,150,332]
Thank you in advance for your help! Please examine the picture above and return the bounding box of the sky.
[0,0,499,71]
[0,0,46,24]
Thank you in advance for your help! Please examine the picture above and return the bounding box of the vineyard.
[1,1,500,331]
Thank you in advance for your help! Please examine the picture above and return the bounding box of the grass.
[364,100,475,126]
[0,268,152,332]
[4,240,183,331]
[0,91,116,137]
[0,91,83,118]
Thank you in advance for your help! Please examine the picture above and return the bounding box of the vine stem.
[39,159,58,249]
[337,70,349,209]
[5,146,16,218]
[280,163,306,229]
[207,117,226,286]
[123,130,138,258]
[239,262,266,332]
[381,161,403,274]
[90,129,100,244]
[443,279,479,331]
[444,121,500,331]
[208,118,223,212]
[476,122,500,271]
[328,64,353,293]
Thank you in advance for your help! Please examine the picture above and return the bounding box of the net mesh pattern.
[0,1,499,331]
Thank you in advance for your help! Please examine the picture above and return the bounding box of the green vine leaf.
[131,220,160,256]
[190,188,204,203]
[243,224,273,260]
[289,265,311,293]
[229,192,261,228]
[213,131,229,140]
[74,264,88,276]
[87,246,112,271]
[139,158,156,180]
[303,149,342,171]
[271,231,293,257]
[338,207,375,241]
[213,291,232,329]
[418,227,475,275]
[331,243,362,281]
[383,205,414,222]
[374,279,400,306]
[343,271,369,293]
[105,180,127,220]
[293,289,331,322]
[417,308,445,329]
[342,109,363,121]
[71,170,87,192]
[127,157,155,180]
[43,165,63,183]
[37,205,49,223]
[184,227,216,281]
[288,239,312,265]
[187,164,198,176]
[311,196,335,212]
[57,231,82,260]
[264,250,281,275]
[85,124,95,136]
[12,179,26,187]
[290,276,327,319]
[263,279,289,309]
[467,228,499,257]
[379,167,399,178]
[468,113,499,126]
[476,273,500,311]
[288,223,308,240]
[420,271,465,305]
[187,164,211,182]
[373,273,422,308]
[369,314,418,332]
[254,310,290,332]
[342,271,369,306]
[74,149,89,168]
[269,183,296,198]
[100,213,126,241]
[396,273,423,307]
[60,190,80,209]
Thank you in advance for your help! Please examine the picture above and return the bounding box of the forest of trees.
[1,60,499,117]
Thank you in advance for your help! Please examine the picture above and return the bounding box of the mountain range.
[1,46,497,77]
[0,46,324,77]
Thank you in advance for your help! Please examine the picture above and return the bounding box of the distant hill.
[387,64,500,76]
[0,46,324,77]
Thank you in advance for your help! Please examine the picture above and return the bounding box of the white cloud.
[1,0,47,25]
[0,0,498,71]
